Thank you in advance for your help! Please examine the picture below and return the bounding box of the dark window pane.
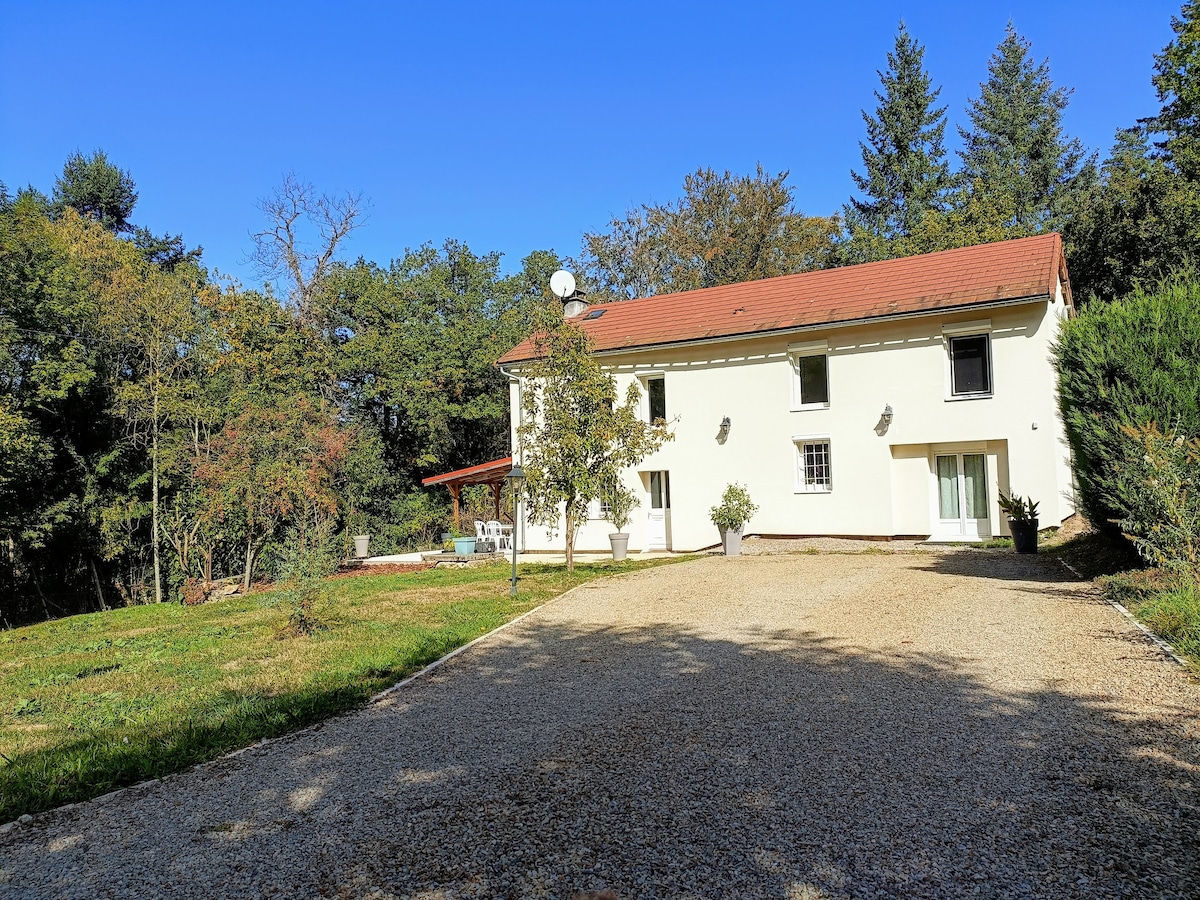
[648,377,666,422]
[799,355,829,405]
[951,335,990,394]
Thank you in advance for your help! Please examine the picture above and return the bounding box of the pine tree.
[844,23,950,259]
[53,150,138,234]
[959,23,1094,232]
[1146,0,1200,173]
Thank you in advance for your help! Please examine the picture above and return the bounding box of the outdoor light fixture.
[717,416,731,444]
[504,463,525,597]
[875,404,894,437]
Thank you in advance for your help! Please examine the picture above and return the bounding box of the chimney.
[563,291,589,319]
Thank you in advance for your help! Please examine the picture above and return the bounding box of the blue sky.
[0,1,1179,285]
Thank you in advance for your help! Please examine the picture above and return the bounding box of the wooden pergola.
[421,456,514,532]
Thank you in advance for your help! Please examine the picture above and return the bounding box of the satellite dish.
[549,269,576,299]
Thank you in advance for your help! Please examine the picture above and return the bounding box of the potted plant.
[450,527,477,556]
[710,483,758,557]
[998,489,1040,554]
[603,483,639,561]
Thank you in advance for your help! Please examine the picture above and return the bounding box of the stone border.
[1056,557,1190,669]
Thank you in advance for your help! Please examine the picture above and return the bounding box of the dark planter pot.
[609,532,630,561]
[476,539,496,553]
[1010,519,1039,554]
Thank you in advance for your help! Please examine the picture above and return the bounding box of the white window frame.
[638,371,667,424]
[788,339,830,411]
[942,320,993,401]
[792,434,833,493]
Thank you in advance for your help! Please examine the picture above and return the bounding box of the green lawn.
[0,557,690,822]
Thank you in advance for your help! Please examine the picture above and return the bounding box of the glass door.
[936,453,990,538]
[645,471,671,550]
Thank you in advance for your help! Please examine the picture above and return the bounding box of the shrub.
[1114,422,1200,573]
[710,483,758,532]
[1054,274,1200,537]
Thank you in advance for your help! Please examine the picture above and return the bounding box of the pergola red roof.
[498,233,1070,364]
[422,456,514,530]
[421,456,513,488]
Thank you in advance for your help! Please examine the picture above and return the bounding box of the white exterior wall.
[511,288,1075,552]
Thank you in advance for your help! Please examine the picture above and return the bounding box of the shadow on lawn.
[4,604,1197,899]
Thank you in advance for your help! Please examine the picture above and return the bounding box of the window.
[647,376,666,423]
[794,439,832,493]
[789,341,830,409]
[949,334,991,396]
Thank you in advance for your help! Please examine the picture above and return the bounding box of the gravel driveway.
[2,553,1198,899]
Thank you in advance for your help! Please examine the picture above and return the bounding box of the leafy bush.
[1054,274,1200,537]
[1114,422,1200,573]
[272,522,340,635]
[710,483,758,531]
[997,490,1039,522]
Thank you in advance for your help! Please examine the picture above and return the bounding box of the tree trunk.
[89,557,109,611]
[243,535,255,592]
[151,402,163,603]
[564,518,575,573]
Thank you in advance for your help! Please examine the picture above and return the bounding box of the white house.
[497,234,1076,552]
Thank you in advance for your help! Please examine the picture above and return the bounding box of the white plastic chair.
[486,520,510,551]
[474,520,486,540]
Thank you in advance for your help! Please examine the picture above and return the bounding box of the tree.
[843,23,951,260]
[53,150,138,234]
[1053,273,1200,540]
[516,312,672,572]
[1064,3,1200,301]
[323,242,559,483]
[581,166,838,300]
[250,174,366,319]
[97,257,207,602]
[1145,0,1200,174]
[958,23,1095,232]
[196,399,353,590]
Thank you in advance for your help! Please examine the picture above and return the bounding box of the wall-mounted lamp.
[875,404,894,437]
[716,416,731,444]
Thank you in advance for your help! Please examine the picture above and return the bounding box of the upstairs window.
[949,334,991,396]
[647,376,666,423]
[796,355,829,406]
[789,340,830,410]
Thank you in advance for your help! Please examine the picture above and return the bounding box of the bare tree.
[250,174,366,317]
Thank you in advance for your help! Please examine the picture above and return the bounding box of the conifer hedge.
[1054,276,1200,536]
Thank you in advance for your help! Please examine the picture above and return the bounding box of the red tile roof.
[498,234,1069,364]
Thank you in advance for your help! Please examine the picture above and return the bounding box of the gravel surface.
[2,553,1197,899]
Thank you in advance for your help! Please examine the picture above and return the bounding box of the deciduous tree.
[581,166,838,300]
[517,312,672,572]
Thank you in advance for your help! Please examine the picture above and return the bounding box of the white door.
[645,471,671,550]
[936,453,991,539]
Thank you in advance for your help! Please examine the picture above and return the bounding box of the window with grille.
[795,439,832,492]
